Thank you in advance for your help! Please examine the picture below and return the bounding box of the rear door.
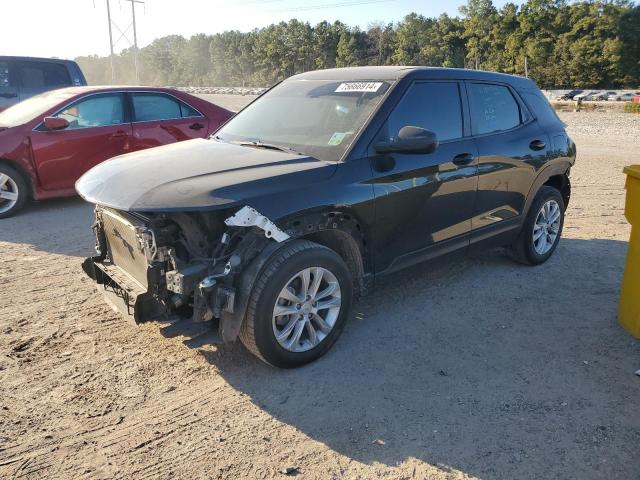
[30,92,131,191]
[129,92,209,151]
[370,80,479,273]
[0,60,19,111]
[466,81,550,236]
[17,61,73,101]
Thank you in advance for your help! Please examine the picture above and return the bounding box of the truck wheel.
[509,186,565,265]
[239,239,353,368]
[0,165,28,219]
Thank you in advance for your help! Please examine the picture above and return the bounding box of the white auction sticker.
[335,82,383,93]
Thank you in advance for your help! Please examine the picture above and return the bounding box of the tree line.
[76,0,640,89]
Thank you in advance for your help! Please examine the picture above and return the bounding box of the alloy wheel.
[0,173,19,214]
[533,199,561,255]
[272,266,342,353]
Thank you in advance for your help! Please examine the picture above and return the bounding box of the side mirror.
[43,116,69,131]
[374,126,438,155]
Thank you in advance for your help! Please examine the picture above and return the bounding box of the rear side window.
[386,82,463,142]
[468,83,521,135]
[55,93,125,129]
[132,93,202,122]
[519,89,562,130]
[19,62,71,89]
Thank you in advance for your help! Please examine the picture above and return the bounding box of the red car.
[0,86,232,218]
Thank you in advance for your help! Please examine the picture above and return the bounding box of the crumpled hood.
[76,138,337,212]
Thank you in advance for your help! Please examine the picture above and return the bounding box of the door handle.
[0,93,17,98]
[529,139,546,151]
[189,122,205,131]
[452,153,475,166]
[109,130,129,139]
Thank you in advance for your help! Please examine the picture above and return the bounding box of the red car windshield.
[0,89,77,127]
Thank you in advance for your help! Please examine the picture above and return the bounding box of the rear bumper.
[82,256,167,324]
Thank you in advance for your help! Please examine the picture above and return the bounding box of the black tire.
[508,185,565,265]
[239,239,353,368]
[0,164,28,219]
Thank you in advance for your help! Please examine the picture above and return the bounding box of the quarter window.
[55,94,125,129]
[385,82,463,142]
[468,83,521,135]
[132,93,202,122]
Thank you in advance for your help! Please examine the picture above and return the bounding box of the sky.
[0,0,522,59]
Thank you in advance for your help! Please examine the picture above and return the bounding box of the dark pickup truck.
[0,56,86,111]
[77,66,575,368]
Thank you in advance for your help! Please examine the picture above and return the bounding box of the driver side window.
[56,93,125,130]
[384,82,463,143]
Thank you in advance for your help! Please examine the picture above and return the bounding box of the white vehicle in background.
[608,91,640,101]
[573,90,601,101]
[593,91,617,101]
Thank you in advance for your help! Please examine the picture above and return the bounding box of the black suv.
[78,67,576,367]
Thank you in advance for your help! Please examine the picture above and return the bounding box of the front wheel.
[239,240,353,368]
[509,186,565,265]
[0,165,28,219]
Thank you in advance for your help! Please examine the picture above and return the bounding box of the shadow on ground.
[0,197,94,257]
[201,238,639,480]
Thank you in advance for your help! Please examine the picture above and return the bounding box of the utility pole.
[104,0,144,84]
[106,0,115,83]
[126,0,144,83]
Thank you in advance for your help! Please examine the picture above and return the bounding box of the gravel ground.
[1,98,640,480]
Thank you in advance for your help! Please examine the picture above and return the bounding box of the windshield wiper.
[233,140,304,155]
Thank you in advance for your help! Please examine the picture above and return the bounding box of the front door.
[370,81,479,274]
[30,92,131,191]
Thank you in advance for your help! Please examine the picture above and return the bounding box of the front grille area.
[101,208,150,288]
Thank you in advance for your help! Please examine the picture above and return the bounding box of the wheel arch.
[524,162,572,215]
[280,208,373,296]
[218,207,373,344]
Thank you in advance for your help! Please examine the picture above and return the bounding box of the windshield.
[0,89,77,127]
[214,79,391,162]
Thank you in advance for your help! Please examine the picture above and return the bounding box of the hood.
[76,138,337,212]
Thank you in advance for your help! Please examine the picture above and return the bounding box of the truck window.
[468,83,521,135]
[19,62,72,89]
[0,61,11,88]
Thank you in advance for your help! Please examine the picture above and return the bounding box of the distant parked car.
[573,90,601,101]
[0,86,233,217]
[609,92,640,101]
[593,91,617,101]
[0,56,86,112]
[556,89,583,100]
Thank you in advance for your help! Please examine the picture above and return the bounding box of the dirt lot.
[1,98,640,479]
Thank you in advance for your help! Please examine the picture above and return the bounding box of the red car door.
[30,92,131,191]
[129,92,209,151]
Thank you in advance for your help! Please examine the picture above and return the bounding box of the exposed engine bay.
[82,205,289,342]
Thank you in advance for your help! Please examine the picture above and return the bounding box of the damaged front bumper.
[81,205,289,342]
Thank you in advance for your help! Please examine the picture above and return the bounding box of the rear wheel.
[239,240,353,368]
[0,165,28,219]
[509,186,565,265]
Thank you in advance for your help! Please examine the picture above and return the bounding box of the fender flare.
[522,161,571,215]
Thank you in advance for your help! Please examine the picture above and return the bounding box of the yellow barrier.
[619,165,640,337]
